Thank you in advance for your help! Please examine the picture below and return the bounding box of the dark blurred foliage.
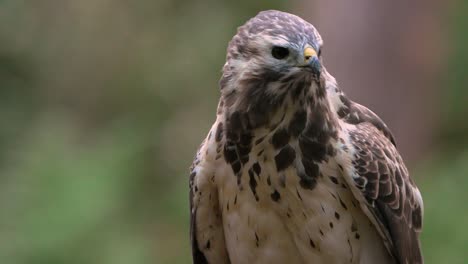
[442,0,468,150]
[0,1,466,264]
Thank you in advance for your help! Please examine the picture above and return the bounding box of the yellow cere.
[304,47,317,60]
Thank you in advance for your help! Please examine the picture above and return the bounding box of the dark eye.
[318,48,322,57]
[271,46,289,60]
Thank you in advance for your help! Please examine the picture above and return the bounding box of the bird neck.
[301,77,340,144]
[217,70,339,141]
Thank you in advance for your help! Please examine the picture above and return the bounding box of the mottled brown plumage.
[189,10,423,264]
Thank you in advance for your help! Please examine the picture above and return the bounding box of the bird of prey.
[189,10,424,264]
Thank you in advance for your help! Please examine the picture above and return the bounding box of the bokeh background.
[0,1,467,263]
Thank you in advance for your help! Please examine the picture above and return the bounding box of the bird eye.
[318,48,322,57]
[271,46,289,60]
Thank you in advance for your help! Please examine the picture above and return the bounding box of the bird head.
[221,10,324,88]
[219,10,328,129]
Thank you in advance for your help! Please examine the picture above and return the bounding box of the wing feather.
[189,136,230,264]
[339,103,424,264]
[190,143,209,264]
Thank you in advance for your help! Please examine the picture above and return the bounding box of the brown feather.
[347,121,424,264]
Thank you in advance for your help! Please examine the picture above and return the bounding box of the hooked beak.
[298,45,321,75]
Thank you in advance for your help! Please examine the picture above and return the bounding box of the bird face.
[245,34,322,77]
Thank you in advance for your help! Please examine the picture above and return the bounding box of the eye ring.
[271,46,289,60]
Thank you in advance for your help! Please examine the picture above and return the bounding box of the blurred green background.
[0,1,467,264]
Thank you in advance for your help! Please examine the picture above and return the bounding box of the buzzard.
[189,10,424,264]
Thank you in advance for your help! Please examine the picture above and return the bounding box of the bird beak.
[299,45,321,75]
